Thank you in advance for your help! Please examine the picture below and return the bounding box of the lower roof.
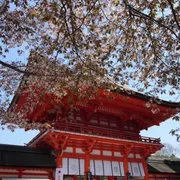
[0,144,55,168]
[147,158,180,174]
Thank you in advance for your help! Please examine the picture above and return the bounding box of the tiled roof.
[147,157,180,174]
[0,144,56,168]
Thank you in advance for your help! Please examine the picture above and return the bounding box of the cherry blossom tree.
[0,0,179,132]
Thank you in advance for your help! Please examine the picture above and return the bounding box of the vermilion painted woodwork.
[56,150,63,168]
[123,156,128,180]
[85,153,90,172]
[32,130,162,155]
[142,159,149,180]
[149,174,180,180]
[14,89,177,131]
[0,167,53,177]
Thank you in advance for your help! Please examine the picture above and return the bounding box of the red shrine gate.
[10,87,178,180]
[28,129,161,180]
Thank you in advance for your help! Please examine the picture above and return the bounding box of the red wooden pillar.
[48,170,53,180]
[96,176,100,180]
[18,169,22,178]
[123,156,128,180]
[56,150,63,168]
[142,158,149,180]
[84,153,90,179]
[85,153,90,172]
[73,175,77,180]
[108,176,114,180]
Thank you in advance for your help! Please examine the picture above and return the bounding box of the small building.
[0,144,54,178]
[148,157,180,180]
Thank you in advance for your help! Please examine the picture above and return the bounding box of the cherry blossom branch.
[123,1,180,42]
[0,60,34,75]
[0,59,65,77]
[167,0,180,29]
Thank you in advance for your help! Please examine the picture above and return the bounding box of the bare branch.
[0,60,34,75]
[167,0,180,29]
[123,1,180,42]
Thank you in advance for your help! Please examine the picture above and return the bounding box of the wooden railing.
[55,123,161,144]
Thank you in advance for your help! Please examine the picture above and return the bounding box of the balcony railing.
[55,123,161,144]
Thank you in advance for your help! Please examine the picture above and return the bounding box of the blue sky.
[141,119,180,149]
